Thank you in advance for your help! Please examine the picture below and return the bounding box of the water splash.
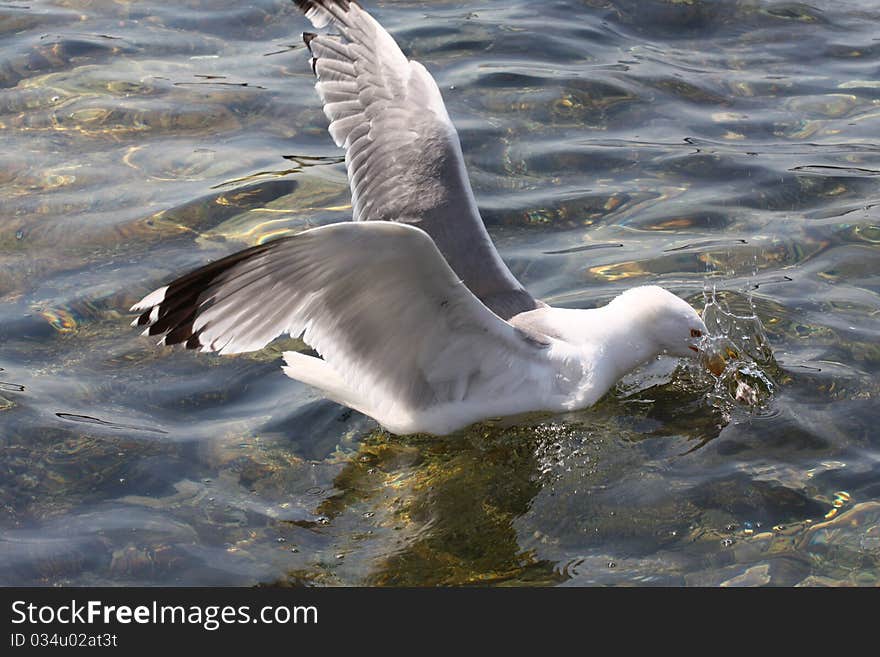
[692,286,778,416]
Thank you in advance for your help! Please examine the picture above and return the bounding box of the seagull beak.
[703,345,737,376]
[706,353,726,376]
[689,327,727,375]
[688,345,724,375]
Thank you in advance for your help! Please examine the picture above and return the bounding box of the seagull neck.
[544,305,659,395]
[595,320,657,387]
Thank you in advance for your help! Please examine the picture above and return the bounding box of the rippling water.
[2,0,879,586]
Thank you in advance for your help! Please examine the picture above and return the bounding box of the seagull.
[131,0,713,436]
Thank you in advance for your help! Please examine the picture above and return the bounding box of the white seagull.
[131,0,714,436]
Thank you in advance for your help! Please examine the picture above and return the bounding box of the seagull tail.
[282,351,364,411]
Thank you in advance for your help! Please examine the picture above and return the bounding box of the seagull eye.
[690,329,702,338]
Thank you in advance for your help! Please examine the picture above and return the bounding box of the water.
[1,0,879,586]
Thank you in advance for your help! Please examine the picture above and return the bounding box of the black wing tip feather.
[293,0,357,29]
[302,32,318,74]
[133,240,281,351]
[293,0,354,13]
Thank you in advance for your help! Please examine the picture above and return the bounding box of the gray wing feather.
[295,0,540,320]
[131,222,547,416]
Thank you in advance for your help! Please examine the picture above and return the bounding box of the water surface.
[1,0,879,586]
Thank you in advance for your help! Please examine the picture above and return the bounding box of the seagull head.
[609,285,713,364]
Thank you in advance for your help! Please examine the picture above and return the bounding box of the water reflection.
[311,425,565,586]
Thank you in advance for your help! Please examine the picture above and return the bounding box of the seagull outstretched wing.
[295,0,540,320]
[131,222,552,433]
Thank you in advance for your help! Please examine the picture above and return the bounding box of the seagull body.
[132,0,709,436]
